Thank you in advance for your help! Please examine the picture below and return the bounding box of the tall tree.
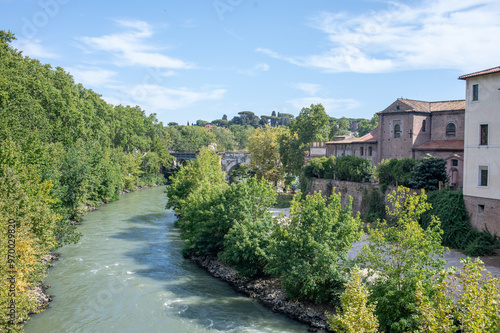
[248,125,286,184]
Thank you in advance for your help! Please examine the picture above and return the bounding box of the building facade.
[324,98,465,188]
[459,66,500,235]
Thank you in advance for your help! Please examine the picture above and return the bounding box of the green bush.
[219,214,274,277]
[376,158,415,187]
[274,193,294,208]
[265,191,362,303]
[335,155,373,182]
[327,266,379,333]
[409,157,447,191]
[421,190,500,256]
[363,188,386,223]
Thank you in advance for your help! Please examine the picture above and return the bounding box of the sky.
[1,0,500,125]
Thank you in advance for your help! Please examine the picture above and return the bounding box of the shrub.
[376,158,415,187]
[219,214,273,277]
[265,191,362,303]
[409,157,447,191]
[421,190,500,256]
[335,155,373,182]
[363,188,386,223]
[327,266,379,333]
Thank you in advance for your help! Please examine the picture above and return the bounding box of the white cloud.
[291,82,322,96]
[67,67,117,86]
[238,62,270,76]
[287,97,360,113]
[107,84,226,111]
[259,0,500,73]
[78,19,193,69]
[12,38,57,59]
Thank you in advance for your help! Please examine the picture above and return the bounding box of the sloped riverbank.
[188,254,334,332]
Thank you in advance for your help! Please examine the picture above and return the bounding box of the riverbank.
[187,253,333,332]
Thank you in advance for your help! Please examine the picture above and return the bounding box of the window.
[422,120,426,133]
[472,84,479,101]
[478,204,485,213]
[396,105,400,110]
[480,124,488,145]
[394,124,401,138]
[452,159,458,167]
[479,166,488,186]
[369,146,373,156]
[360,147,364,156]
[446,123,456,137]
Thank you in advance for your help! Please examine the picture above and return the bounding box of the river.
[25,186,309,333]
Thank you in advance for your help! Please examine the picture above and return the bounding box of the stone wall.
[308,178,422,219]
[464,195,500,236]
[309,178,404,217]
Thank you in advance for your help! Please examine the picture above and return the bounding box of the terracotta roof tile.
[352,130,378,143]
[459,66,500,80]
[380,99,465,113]
[413,140,464,151]
[326,130,378,144]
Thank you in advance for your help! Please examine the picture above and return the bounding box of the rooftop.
[413,140,464,151]
[459,66,500,80]
[326,130,378,144]
[380,99,465,113]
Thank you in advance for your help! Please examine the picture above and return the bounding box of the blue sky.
[2,0,500,125]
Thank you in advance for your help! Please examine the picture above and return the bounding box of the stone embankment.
[188,254,333,332]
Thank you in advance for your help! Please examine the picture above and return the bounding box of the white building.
[459,66,500,235]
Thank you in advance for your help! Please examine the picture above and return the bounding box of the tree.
[357,187,447,333]
[219,177,277,276]
[248,125,286,184]
[265,191,362,303]
[277,112,294,127]
[358,114,378,137]
[335,155,373,182]
[416,258,500,333]
[409,157,447,191]
[327,266,379,333]
[291,104,330,144]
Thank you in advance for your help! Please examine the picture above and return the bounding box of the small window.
[396,105,400,110]
[394,124,401,138]
[478,204,485,213]
[452,159,458,167]
[472,84,479,101]
[369,146,373,156]
[479,166,488,186]
[360,147,364,156]
[480,124,488,145]
[446,123,456,137]
[422,120,426,133]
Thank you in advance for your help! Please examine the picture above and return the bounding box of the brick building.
[324,98,465,188]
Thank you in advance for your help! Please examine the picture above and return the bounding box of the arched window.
[394,124,401,138]
[422,120,426,133]
[446,123,456,137]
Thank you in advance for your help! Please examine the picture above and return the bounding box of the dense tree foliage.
[421,190,500,256]
[327,266,379,333]
[357,187,447,333]
[416,257,500,333]
[248,125,287,184]
[265,191,362,303]
[377,158,416,188]
[409,157,448,191]
[0,31,175,329]
[357,114,378,137]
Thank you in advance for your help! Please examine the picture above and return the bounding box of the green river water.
[24,186,309,333]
